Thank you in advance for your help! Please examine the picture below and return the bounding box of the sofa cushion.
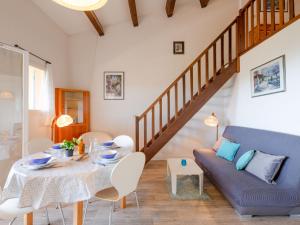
[245,151,287,184]
[193,148,300,208]
[216,139,240,161]
[222,126,300,189]
[236,150,255,171]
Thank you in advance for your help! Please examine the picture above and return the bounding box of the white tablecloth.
[2,157,114,210]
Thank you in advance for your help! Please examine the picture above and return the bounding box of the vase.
[65,149,74,157]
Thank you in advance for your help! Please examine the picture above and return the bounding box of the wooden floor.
[2,160,299,225]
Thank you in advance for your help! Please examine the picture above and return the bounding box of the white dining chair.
[113,135,134,152]
[0,186,45,225]
[11,123,22,137]
[80,131,113,146]
[27,138,53,155]
[83,152,145,225]
[0,185,66,225]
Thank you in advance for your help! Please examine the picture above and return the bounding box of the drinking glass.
[89,138,98,162]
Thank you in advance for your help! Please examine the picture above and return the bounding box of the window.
[28,65,46,110]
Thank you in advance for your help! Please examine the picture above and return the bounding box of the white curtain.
[42,63,54,126]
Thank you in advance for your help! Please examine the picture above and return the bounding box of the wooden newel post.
[135,116,140,152]
[237,9,246,56]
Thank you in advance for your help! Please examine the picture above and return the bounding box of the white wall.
[0,0,70,140]
[226,19,300,136]
[155,78,235,159]
[69,0,239,159]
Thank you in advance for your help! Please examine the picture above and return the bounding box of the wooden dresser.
[54,88,90,143]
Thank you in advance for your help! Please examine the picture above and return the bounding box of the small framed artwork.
[250,55,286,98]
[104,72,124,100]
[173,41,184,55]
[261,0,288,12]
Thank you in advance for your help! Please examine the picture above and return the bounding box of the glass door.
[0,43,28,186]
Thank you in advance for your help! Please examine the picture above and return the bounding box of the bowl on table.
[29,154,52,165]
[102,141,114,147]
[52,144,62,150]
[100,150,118,159]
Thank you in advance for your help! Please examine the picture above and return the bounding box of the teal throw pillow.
[236,150,255,171]
[216,139,240,161]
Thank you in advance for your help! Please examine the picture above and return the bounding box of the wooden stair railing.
[136,0,297,163]
[136,18,239,162]
[238,0,296,54]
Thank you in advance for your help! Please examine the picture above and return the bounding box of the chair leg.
[9,217,16,225]
[58,203,66,225]
[83,200,89,225]
[134,191,140,208]
[112,201,115,212]
[108,202,114,225]
[45,207,50,225]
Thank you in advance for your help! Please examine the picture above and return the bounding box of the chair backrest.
[27,138,53,155]
[111,152,145,198]
[80,132,113,146]
[113,135,134,152]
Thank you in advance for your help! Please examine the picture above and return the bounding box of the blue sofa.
[193,126,300,216]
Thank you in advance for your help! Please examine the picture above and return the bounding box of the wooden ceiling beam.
[84,11,104,36]
[128,0,139,27]
[199,0,210,8]
[165,0,176,17]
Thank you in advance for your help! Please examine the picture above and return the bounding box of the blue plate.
[29,156,52,165]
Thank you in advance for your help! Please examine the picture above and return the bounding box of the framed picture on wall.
[104,72,124,100]
[250,55,286,97]
[261,0,288,12]
[173,41,184,54]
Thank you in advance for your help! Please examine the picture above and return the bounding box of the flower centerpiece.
[61,140,76,157]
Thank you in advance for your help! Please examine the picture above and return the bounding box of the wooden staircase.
[135,0,298,163]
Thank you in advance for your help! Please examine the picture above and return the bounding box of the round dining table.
[2,151,128,225]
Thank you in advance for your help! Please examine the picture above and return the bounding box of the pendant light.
[52,0,108,11]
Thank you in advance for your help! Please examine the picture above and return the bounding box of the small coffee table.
[167,158,204,195]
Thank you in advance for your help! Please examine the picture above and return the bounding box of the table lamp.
[204,113,219,141]
[51,114,73,142]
